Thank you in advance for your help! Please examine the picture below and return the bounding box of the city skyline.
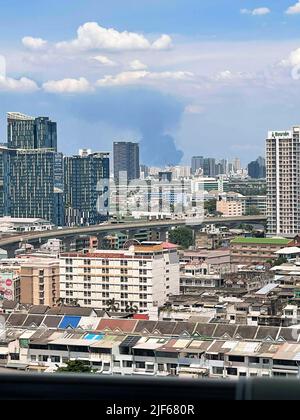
[1,1,300,165]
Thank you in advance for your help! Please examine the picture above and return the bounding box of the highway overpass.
[0,215,267,249]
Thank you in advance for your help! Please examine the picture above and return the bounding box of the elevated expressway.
[0,215,267,252]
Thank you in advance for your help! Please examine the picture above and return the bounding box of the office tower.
[203,158,216,177]
[60,242,180,311]
[248,156,266,179]
[64,149,110,226]
[9,149,65,226]
[7,112,57,150]
[113,142,140,181]
[266,128,300,235]
[191,156,203,175]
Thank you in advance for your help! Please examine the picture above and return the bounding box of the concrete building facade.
[59,242,180,312]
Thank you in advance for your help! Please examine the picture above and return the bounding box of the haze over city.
[1,0,300,164]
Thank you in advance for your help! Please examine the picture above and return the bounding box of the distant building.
[232,158,241,172]
[217,198,245,217]
[170,166,191,179]
[158,171,173,182]
[140,164,149,179]
[191,156,203,175]
[0,217,54,233]
[113,142,140,181]
[203,158,216,177]
[248,156,266,179]
[64,149,110,226]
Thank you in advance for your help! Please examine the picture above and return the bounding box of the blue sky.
[1,0,300,165]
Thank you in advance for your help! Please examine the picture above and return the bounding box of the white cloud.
[92,55,116,66]
[214,70,253,81]
[286,1,300,15]
[43,77,92,93]
[148,71,194,80]
[96,70,194,87]
[96,71,148,86]
[0,75,39,92]
[152,34,172,50]
[22,36,48,50]
[56,22,172,52]
[129,59,148,70]
[280,47,300,67]
[240,7,271,16]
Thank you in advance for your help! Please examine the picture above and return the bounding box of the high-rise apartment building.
[59,242,180,312]
[113,142,140,181]
[266,128,300,235]
[9,149,65,226]
[7,112,57,151]
[0,146,10,217]
[64,149,110,226]
[7,112,64,226]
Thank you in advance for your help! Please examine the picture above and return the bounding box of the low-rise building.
[0,217,54,233]
[59,242,180,312]
[230,237,291,265]
[19,258,60,307]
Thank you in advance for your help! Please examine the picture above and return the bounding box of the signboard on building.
[268,131,292,140]
[0,273,14,301]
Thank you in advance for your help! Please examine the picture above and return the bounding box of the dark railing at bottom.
[0,374,299,400]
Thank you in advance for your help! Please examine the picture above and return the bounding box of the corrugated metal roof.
[256,283,278,295]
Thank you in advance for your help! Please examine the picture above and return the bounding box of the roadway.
[0,215,267,248]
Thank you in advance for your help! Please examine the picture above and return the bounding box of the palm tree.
[107,298,120,312]
[125,302,138,314]
[56,297,65,307]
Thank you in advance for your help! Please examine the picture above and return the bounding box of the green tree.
[169,227,194,249]
[271,257,288,267]
[57,360,92,373]
[204,200,217,214]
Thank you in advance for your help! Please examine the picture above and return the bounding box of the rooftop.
[231,237,291,246]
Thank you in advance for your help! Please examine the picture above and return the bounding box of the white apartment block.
[266,128,300,236]
[59,242,180,312]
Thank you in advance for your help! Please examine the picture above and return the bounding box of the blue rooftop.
[84,333,105,341]
[59,316,81,329]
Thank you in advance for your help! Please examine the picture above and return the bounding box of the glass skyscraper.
[64,150,110,226]
[113,142,140,182]
[7,112,57,150]
[6,112,64,226]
